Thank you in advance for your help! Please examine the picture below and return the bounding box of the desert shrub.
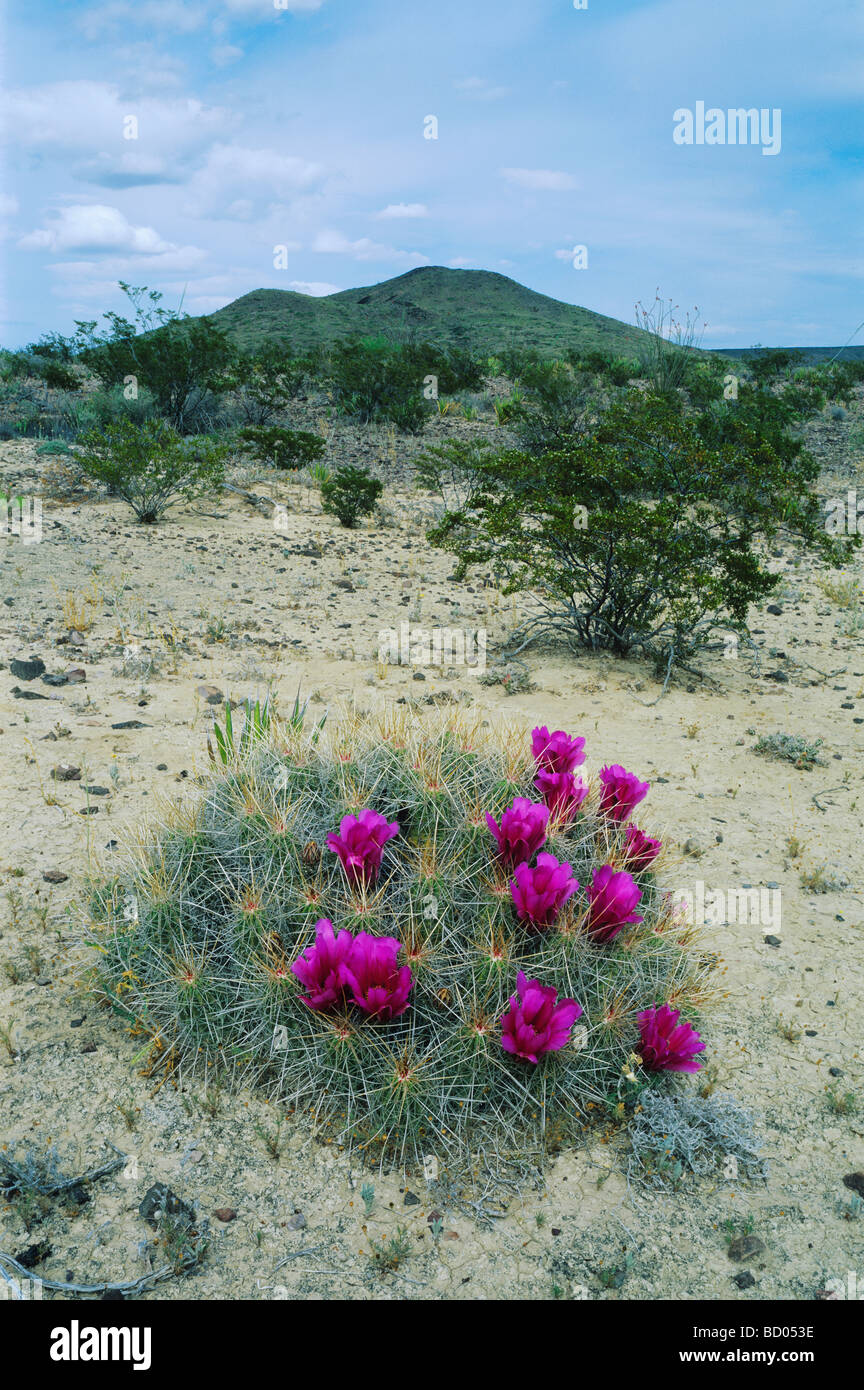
[81,706,715,1164]
[72,282,235,433]
[423,391,848,669]
[634,293,705,396]
[323,339,483,433]
[320,463,383,527]
[567,349,638,388]
[752,732,825,770]
[221,342,310,425]
[76,416,228,523]
[628,1092,767,1190]
[238,425,325,470]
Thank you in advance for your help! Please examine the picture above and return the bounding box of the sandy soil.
[1,419,862,1302]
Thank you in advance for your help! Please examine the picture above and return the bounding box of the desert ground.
[1,403,862,1302]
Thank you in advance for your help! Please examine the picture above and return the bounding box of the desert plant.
[752,732,825,771]
[424,390,849,671]
[222,342,309,425]
[81,706,716,1166]
[72,283,234,432]
[320,464,383,528]
[634,292,705,396]
[237,425,325,471]
[76,417,228,523]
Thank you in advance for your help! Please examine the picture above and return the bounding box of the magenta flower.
[622,824,662,872]
[637,1003,705,1073]
[326,808,399,887]
[501,971,582,1064]
[597,763,650,823]
[584,865,644,942]
[511,852,579,931]
[535,768,590,822]
[291,918,354,1011]
[486,797,549,866]
[342,932,413,1020]
[531,726,586,775]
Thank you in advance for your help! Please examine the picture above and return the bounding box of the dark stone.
[764,935,782,947]
[41,673,68,687]
[728,1235,765,1262]
[70,1018,85,1028]
[11,687,49,699]
[829,1067,844,1077]
[156,763,168,770]
[111,720,150,729]
[43,869,68,883]
[14,1241,52,1268]
[139,1183,195,1228]
[766,605,783,616]
[81,786,110,796]
[213,1207,237,1222]
[842,1173,864,1198]
[10,657,46,681]
[731,1270,756,1289]
[766,670,789,683]
[403,1190,421,1206]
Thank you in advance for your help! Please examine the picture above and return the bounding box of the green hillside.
[208,266,647,358]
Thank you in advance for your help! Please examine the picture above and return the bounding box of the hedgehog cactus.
[83,706,714,1163]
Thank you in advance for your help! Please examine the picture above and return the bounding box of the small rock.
[10,657,46,681]
[41,673,68,687]
[766,670,789,683]
[11,686,49,700]
[65,667,87,684]
[139,1183,195,1228]
[14,1241,52,1269]
[731,1270,756,1289]
[412,671,426,681]
[842,1173,864,1198]
[403,1190,421,1206]
[829,1067,844,1078]
[111,720,150,730]
[70,1017,85,1028]
[156,763,168,771]
[213,1208,237,1223]
[79,806,99,816]
[683,837,702,857]
[728,1235,765,1262]
[766,604,783,616]
[286,1213,307,1230]
[80,1040,97,1052]
[82,786,111,796]
[51,764,81,781]
[43,869,68,883]
[764,935,782,948]
[196,684,224,705]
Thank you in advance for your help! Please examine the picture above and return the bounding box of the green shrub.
[320,464,383,528]
[73,283,235,432]
[423,390,850,669]
[81,705,714,1164]
[76,416,228,523]
[238,425,325,470]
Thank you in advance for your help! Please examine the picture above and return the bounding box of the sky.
[1,0,862,349]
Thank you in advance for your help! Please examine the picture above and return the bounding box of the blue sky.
[2,0,862,348]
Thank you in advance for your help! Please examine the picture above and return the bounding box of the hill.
[207,266,648,358]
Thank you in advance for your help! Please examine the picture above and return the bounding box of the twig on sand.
[0,1251,180,1300]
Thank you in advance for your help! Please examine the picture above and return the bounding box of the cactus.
[82,703,716,1164]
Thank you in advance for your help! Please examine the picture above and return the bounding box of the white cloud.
[502,168,578,191]
[186,144,326,218]
[288,280,341,296]
[448,256,475,268]
[311,228,428,265]
[376,202,428,220]
[0,195,19,217]
[78,1,206,39]
[19,204,175,255]
[223,0,324,12]
[210,45,244,67]
[454,76,510,102]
